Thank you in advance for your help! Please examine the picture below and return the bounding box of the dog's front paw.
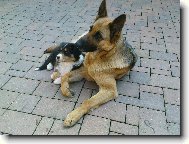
[61,86,74,97]
[64,108,84,127]
[53,77,61,85]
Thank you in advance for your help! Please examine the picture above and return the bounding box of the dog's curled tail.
[129,51,138,70]
[125,41,138,70]
[44,45,57,54]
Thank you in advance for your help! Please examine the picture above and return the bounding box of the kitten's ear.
[94,0,107,21]
[109,14,126,43]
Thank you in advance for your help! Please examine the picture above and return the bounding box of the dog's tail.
[44,45,58,54]
[125,41,138,70]
[129,51,138,70]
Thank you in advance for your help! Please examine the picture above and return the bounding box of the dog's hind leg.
[64,74,117,127]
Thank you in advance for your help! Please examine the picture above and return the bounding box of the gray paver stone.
[33,81,59,98]
[130,71,150,85]
[165,104,180,123]
[0,62,12,74]
[33,117,54,135]
[140,85,163,94]
[141,58,170,70]
[117,81,139,98]
[5,69,26,77]
[126,105,139,125]
[171,66,180,77]
[167,123,180,135]
[49,120,80,135]
[139,108,168,135]
[151,68,172,76]
[89,100,126,122]
[0,75,11,88]
[140,92,165,111]
[0,90,19,108]
[9,94,41,113]
[11,60,34,72]
[32,97,75,120]
[150,50,178,62]
[25,67,52,81]
[150,74,180,89]
[110,121,138,135]
[2,77,40,94]
[0,110,41,135]
[79,115,110,135]
[0,109,6,116]
[164,88,180,105]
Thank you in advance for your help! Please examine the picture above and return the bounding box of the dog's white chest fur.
[56,62,74,75]
[52,54,84,85]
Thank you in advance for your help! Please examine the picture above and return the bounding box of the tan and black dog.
[61,0,137,127]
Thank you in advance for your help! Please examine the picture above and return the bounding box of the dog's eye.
[94,31,103,41]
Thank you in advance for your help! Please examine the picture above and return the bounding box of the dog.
[50,43,84,85]
[35,32,88,71]
[60,0,137,127]
[35,42,69,71]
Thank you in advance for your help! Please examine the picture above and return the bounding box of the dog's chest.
[84,48,133,73]
[56,62,74,75]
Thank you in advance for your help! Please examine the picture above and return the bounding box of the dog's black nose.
[56,56,60,59]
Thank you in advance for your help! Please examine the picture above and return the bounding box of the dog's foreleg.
[53,77,61,85]
[60,67,84,97]
[51,71,60,80]
[64,74,117,127]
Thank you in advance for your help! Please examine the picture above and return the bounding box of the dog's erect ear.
[95,0,107,21]
[109,14,126,43]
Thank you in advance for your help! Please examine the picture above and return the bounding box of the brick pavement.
[0,0,180,135]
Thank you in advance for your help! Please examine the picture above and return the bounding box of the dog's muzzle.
[75,39,85,51]
[75,39,97,52]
